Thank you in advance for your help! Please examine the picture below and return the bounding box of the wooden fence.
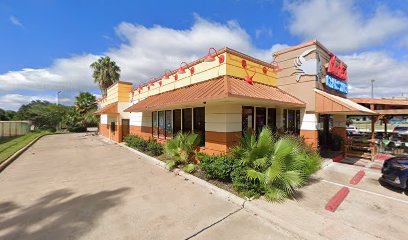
[0,121,31,138]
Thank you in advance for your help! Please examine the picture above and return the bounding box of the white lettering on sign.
[326,75,348,94]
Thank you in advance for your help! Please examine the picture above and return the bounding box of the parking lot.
[0,133,407,239]
[250,161,408,240]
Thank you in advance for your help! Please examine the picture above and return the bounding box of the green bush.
[231,127,322,203]
[200,154,235,181]
[147,141,164,156]
[124,135,164,157]
[230,163,264,198]
[165,132,201,170]
[67,126,87,132]
[182,163,197,174]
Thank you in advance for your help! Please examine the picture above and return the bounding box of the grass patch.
[0,131,51,164]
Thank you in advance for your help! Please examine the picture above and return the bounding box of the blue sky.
[1,0,408,110]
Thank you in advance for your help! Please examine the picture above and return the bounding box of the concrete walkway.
[0,133,294,240]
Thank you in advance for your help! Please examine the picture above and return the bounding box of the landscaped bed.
[124,127,322,203]
[0,131,50,164]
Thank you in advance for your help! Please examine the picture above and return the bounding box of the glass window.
[288,110,295,134]
[194,107,205,146]
[256,107,266,134]
[158,111,165,139]
[283,109,287,132]
[182,108,192,133]
[267,108,277,132]
[165,110,173,139]
[242,106,254,134]
[173,109,181,136]
[152,111,158,137]
[296,110,301,135]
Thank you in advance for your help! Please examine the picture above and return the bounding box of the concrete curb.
[0,134,49,173]
[116,140,246,207]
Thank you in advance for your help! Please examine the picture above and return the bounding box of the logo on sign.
[327,53,347,81]
[326,75,348,94]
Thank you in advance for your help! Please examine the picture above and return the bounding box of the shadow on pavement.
[0,187,130,240]
[378,178,408,195]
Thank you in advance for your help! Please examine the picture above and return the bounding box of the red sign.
[327,53,347,81]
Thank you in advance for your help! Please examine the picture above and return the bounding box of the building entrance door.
[121,119,130,141]
[319,114,333,147]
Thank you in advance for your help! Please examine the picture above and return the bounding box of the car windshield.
[395,127,408,131]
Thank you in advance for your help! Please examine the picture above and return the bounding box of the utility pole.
[57,91,62,105]
[371,80,375,98]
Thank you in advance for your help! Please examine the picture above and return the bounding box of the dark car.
[381,156,408,189]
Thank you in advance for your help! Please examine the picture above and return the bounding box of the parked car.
[381,156,408,189]
[382,133,408,149]
[393,126,408,135]
[346,126,359,135]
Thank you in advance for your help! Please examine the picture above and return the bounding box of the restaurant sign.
[326,75,348,94]
[327,53,347,81]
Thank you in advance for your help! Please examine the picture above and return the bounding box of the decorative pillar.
[299,113,319,149]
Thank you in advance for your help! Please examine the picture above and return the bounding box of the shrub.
[67,126,87,132]
[165,132,201,170]
[182,163,197,174]
[230,163,264,199]
[200,154,235,181]
[231,127,322,203]
[124,135,148,151]
[124,135,164,156]
[147,141,164,156]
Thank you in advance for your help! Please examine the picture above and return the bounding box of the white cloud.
[0,16,282,95]
[1,13,406,111]
[0,94,72,111]
[9,16,23,27]
[342,51,408,98]
[0,54,100,92]
[255,27,273,39]
[285,0,408,53]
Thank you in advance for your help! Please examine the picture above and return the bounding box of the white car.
[346,126,359,135]
[393,126,408,135]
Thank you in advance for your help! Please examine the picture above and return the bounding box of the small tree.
[90,56,121,98]
[75,92,97,114]
[165,132,201,171]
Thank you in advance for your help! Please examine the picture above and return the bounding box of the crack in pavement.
[184,202,246,240]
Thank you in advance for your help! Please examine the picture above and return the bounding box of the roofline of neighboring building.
[350,98,408,106]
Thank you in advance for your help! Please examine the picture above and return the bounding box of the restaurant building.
[96,40,375,155]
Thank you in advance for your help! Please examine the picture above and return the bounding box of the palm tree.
[75,92,97,114]
[90,56,121,98]
[165,132,201,170]
[233,127,321,202]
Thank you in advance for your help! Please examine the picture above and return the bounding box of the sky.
[1,0,408,110]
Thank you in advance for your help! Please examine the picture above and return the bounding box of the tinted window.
[182,108,192,133]
[173,109,181,136]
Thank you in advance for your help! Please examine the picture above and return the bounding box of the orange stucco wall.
[203,131,241,155]
[300,129,319,149]
[129,126,153,140]
[332,127,347,149]
[99,123,122,142]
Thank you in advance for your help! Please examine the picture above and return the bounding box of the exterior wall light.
[162,70,171,80]
[204,47,225,63]
[177,62,195,75]
[245,66,257,85]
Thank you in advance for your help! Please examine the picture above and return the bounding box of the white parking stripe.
[320,179,408,205]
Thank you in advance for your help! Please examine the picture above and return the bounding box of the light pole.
[57,91,62,105]
[371,80,375,98]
